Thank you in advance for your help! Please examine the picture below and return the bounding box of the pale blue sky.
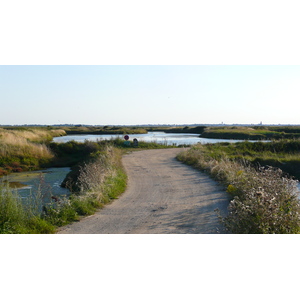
[2,1,300,126]
[1,65,300,125]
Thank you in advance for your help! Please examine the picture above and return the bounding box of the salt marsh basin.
[53,131,248,145]
[0,167,71,201]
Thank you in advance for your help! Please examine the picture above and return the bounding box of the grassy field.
[177,141,300,233]
[195,139,300,180]
[2,126,66,142]
[201,126,300,140]
[60,125,148,135]
[59,125,206,135]
[147,126,206,134]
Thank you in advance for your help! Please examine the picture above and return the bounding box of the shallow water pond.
[0,167,71,203]
[53,131,248,145]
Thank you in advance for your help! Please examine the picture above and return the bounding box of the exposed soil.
[57,148,229,234]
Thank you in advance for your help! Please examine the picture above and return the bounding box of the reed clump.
[42,145,127,226]
[177,144,300,233]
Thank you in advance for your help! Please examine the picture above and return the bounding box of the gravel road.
[57,148,229,234]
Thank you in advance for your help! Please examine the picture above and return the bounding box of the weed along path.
[58,148,229,234]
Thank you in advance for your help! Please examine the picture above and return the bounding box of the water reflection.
[0,167,71,203]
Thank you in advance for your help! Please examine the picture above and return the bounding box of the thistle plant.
[221,166,300,233]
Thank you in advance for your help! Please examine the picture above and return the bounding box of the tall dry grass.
[177,144,300,233]
[73,145,126,205]
[0,128,65,143]
[0,128,66,173]
[43,145,127,224]
[0,129,53,157]
[0,139,53,159]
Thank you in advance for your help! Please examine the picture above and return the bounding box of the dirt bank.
[57,148,229,234]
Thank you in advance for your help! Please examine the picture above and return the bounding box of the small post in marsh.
[133,138,138,147]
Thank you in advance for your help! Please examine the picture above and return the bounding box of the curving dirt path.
[57,148,229,234]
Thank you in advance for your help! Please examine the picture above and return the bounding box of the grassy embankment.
[0,127,176,233]
[198,140,300,180]
[0,144,127,233]
[147,126,206,134]
[61,125,206,135]
[0,127,66,176]
[201,126,300,140]
[0,135,129,233]
[61,125,148,135]
[177,140,300,233]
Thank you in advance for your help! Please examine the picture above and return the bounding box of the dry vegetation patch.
[177,144,300,233]
[0,127,66,175]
